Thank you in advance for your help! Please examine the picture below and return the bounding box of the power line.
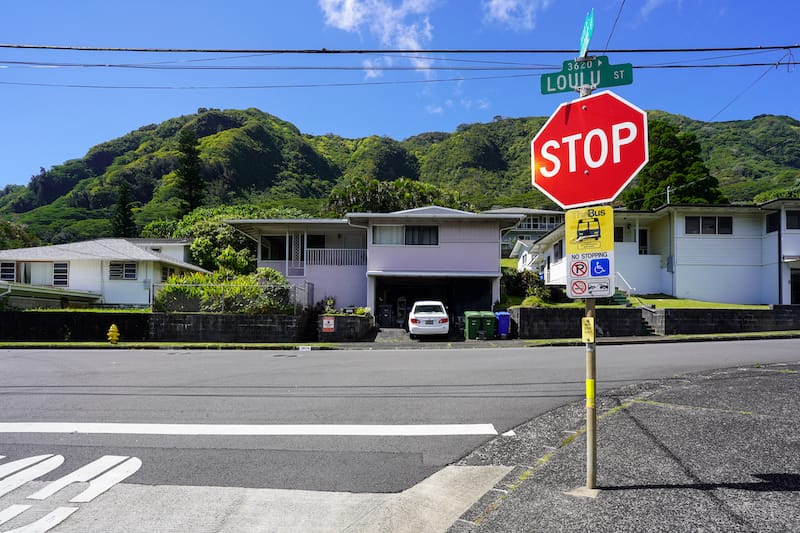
[1,43,799,54]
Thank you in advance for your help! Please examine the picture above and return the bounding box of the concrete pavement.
[449,362,800,533]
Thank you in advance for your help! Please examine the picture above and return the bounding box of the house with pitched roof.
[0,238,207,308]
[526,200,800,305]
[226,206,523,327]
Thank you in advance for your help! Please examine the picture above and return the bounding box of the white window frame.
[372,225,405,245]
[53,262,69,287]
[0,262,15,282]
[110,261,137,280]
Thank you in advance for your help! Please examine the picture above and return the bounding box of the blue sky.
[1,0,798,188]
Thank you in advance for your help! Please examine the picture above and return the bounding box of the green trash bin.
[478,311,496,339]
[464,311,481,339]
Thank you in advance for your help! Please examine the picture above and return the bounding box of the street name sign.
[565,206,615,299]
[541,56,633,95]
[531,90,648,209]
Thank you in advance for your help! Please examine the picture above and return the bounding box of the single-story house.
[226,206,523,327]
[0,238,207,308]
[527,199,800,305]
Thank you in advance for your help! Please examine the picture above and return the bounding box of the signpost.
[532,13,648,496]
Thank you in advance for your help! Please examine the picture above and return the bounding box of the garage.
[373,275,494,329]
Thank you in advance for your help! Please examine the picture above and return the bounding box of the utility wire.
[602,0,627,52]
[1,43,799,54]
[709,51,793,120]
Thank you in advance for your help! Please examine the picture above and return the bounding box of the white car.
[408,300,450,339]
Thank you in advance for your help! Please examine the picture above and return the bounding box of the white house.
[0,238,207,308]
[481,207,563,257]
[226,206,523,326]
[527,199,800,305]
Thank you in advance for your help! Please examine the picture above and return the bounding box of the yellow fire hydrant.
[107,324,120,344]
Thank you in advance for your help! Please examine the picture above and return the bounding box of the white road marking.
[69,457,142,503]
[3,506,78,533]
[0,422,498,436]
[0,456,54,480]
[0,505,30,526]
[27,455,132,502]
[0,456,64,498]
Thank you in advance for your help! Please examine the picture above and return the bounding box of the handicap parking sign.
[590,258,610,276]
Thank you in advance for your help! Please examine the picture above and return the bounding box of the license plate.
[425,319,434,325]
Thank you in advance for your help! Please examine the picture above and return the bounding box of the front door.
[792,270,800,305]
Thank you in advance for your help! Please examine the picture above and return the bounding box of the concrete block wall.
[149,313,298,342]
[317,315,374,342]
[508,307,643,339]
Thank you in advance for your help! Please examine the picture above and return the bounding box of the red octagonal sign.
[531,90,648,209]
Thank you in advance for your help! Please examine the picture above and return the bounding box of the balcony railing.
[306,248,367,266]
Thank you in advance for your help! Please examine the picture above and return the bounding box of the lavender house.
[226,206,522,327]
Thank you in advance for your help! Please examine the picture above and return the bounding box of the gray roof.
[482,207,564,216]
[0,238,207,272]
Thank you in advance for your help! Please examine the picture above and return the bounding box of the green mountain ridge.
[1,107,798,243]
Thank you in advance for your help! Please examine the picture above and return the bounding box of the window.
[0,262,15,281]
[717,216,733,234]
[685,216,732,235]
[53,262,68,287]
[787,211,800,230]
[161,266,175,282]
[553,240,564,262]
[373,225,404,245]
[614,227,624,242]
[766,212,780,233]
[110,262,137,280]
[307,234,325,249]
[405,225,438,245]
[260,235,287,260]
[685,216,700,235]
[373,225,438,245]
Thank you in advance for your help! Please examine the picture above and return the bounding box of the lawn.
[626,294,769,310]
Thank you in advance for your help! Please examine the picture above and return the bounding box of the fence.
[152,283,308,314]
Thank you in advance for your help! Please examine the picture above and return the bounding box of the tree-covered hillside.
[0,106,798,244]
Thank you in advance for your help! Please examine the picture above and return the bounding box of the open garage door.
[374,276,493,329]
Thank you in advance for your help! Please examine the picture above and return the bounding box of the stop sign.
[531,91,648,209]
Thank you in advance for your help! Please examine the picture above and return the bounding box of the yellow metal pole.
[585,298,597,489]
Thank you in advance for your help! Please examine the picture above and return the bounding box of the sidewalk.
[449,362,800,533]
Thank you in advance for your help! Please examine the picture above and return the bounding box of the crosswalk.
[0,454,141,532]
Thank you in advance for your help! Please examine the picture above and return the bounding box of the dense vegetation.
[0,107,797,247]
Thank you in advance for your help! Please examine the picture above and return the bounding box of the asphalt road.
[0,339,797,532]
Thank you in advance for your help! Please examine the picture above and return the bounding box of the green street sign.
[579,8,594,58]
[540,55,633,95]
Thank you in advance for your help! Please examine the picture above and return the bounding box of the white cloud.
[640,0,671,19]
[319,0,437,74]
[426,104,444,114]
[319,0,367,31]
[482,0,551,31]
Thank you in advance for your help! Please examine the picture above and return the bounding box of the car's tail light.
[410,318,420,324]
[439,318,449,324]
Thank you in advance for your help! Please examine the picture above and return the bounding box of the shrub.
[153,268,294,314]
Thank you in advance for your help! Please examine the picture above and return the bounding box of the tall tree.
[111,180,137,237]
[621,120,727,210]
[324,176,473,216]
[175,127,204,216]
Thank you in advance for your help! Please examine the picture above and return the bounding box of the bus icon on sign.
[576,218,601,242]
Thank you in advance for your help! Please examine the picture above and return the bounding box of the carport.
[371,273,495,329]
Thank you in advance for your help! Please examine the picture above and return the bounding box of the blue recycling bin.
[495,311,511,338]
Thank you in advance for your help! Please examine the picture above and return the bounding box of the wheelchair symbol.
[590,258,610,276]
